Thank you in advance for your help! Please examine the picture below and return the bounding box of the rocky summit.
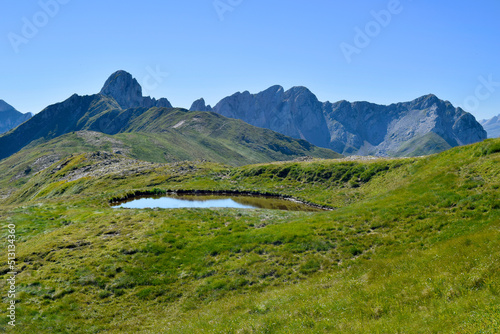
[211,86,332,149]
[209,87,487,156]
[0,100,32,134]
[100,70,172,109]
[189,98,213,112]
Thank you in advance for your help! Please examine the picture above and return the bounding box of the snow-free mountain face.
[210,85,332,149]
[189,98,212,112]
[204,88,487,156]
[480,114,500,138]
[100,70,172,109]
[323,94,486,156]
[0,100,32,134]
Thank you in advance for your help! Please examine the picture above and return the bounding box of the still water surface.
[113,194,324,212]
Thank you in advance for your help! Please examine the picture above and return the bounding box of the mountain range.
[199,87,486,156]
[0,99,32,134]
[480,114,500,138]
[0,70,488,165]
[0,71,339,174]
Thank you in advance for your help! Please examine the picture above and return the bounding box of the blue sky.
[1,0,499,120]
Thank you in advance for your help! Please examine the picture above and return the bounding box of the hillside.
[0,119,339,198]
[0,138,498,333]
[0,100,32,134]
[0,94,120,160]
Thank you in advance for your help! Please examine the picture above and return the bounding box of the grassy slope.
[0,132,125,192]
[0,122,340,198]
[119,108,341,164]
[0,139,498,333]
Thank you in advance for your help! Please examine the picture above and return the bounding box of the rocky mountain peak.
[261,85,284,95]
[100,71,143,109]
[285,86,314,97]
[189,98,212,112]
[213,85,331,148]
[284,86,321,108]
[100,70,172,109]
[410,94,443,110]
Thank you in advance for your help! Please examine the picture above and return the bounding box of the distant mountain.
[211,86,332,149]
[479,114,500,138]
[0,71,340,164]
[100,70,172,109]
[2,70,487,164]
[0,100,32,134]
[190,98,213,112]
[322,95,486,156]
[201,87,486,156]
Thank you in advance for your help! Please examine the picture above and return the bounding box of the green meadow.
[0,138,499,333]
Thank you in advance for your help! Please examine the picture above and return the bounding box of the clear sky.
[1,0,499,120]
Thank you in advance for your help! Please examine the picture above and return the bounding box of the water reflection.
[112,194,324,212]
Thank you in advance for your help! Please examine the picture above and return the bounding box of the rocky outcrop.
[100,70,172,109]
[479,114,500,138]
[189,98,212,112]
[323,94,487,156]
[0,100,32,134]
[212,88,487,156]
[212,86,331,148]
